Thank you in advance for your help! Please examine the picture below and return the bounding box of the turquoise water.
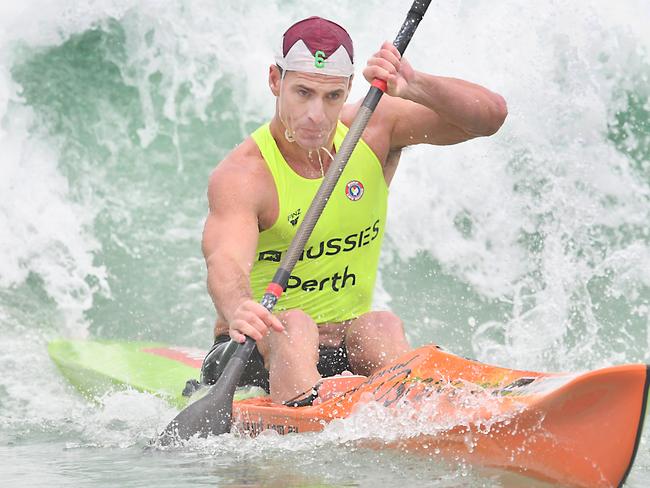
[1,1,649,486]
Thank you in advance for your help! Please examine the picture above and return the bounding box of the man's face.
[275,70,351,150]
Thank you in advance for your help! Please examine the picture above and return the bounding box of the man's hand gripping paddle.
[159,0,432,444]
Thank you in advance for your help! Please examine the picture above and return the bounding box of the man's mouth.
[301,128,323,135]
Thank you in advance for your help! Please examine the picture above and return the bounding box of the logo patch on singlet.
[259,250,282,262]
[345,180,364,201]
[287,208,301,226]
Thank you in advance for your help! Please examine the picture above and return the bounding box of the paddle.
[159,0,432,444]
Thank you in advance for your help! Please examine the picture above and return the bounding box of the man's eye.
[328,93,341,100]
[298,89,309,96]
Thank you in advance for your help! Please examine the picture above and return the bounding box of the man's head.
[270,17,354,151]
[276,16,354,77]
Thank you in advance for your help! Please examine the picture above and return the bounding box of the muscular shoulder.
[207,137,274,217]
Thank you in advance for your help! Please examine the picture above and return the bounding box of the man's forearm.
[207,258,252,324]
[405,71,507,136]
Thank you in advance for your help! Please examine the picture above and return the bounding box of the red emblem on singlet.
[345,180,364,201]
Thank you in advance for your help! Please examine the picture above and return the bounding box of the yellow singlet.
[249,121,388,324]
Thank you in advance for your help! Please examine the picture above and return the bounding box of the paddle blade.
[158,348,249,445]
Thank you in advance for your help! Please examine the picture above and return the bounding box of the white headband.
[275,39,354,77]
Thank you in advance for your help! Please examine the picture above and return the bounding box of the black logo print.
[287,208,301,226]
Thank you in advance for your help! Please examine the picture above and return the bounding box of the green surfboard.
[48,339,206,408]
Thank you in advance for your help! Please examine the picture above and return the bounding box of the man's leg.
[256,309,321,404]
[344,311,410,376]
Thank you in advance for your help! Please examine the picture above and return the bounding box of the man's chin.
[296,138,328,151]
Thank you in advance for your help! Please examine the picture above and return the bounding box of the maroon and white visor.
[275,16,354,77]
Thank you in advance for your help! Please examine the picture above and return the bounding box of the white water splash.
[0,1,115,332]
[381,1,650,369]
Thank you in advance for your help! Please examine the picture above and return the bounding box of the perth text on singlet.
[287,265,356,292]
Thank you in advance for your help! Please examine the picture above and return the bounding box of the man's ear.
[269,65,281,96]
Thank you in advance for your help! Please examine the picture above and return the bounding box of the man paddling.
[201,16,507,405]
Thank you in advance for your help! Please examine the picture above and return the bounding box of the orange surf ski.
[232,345,649,488]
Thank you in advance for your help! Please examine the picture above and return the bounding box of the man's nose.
[306,98,325,124]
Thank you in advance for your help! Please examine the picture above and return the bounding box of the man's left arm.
[364,41,508,148]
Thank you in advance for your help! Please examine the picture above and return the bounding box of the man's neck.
[268,116,337,174]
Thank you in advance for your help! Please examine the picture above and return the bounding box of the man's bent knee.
[371,311,405,337]
[346,311,406,345]
[278,309,315,328]
[267,309,319,364]
[345,310,409,375]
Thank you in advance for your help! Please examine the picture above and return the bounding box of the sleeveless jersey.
[249,121,388,324]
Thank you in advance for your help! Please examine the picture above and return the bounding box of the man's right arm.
[202,160,284,343]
